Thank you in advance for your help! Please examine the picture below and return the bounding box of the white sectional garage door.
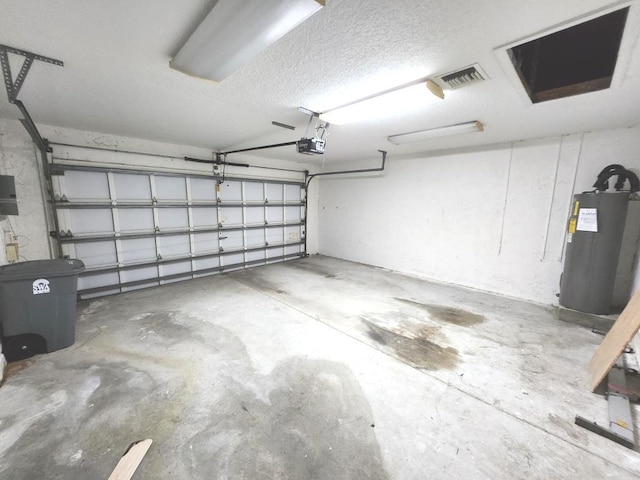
[51,165,306,298]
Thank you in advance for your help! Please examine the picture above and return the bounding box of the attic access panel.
[508,7,629,103]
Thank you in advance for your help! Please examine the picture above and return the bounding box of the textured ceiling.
[1,0,639,163]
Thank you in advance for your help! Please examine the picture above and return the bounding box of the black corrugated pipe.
[593,164,626,191]
[592,164,640,193]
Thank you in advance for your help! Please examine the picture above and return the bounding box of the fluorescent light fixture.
[171,0,324,82]
[319,78,444,125]
[387,121,484,145]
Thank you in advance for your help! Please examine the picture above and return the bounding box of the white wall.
[318,126,640,306]
[0,119,320,268]
[0,119,51,263]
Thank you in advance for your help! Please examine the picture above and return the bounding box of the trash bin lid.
[0,259,85,281]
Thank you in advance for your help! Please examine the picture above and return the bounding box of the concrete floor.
[0,255,639,479]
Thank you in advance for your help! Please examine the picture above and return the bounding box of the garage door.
[51,164,306,299]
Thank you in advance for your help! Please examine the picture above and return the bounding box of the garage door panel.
[114,174,151,200]
[285,206,302,223]
[247,250,265,262]
[266,228,284,245]
[69,209,114,235]
[223,253,244,268]
[64,171,110,201]
[246,229,265,247]
[266,206,283,223]
[54,164,305,297]
[285,244,302,256]
[161,261,191,277]
[193,232,218,254]
[267,247,284,260]
[159,235,190,257]
[245,182,264,202]
[119,209,154,232]
[191,178,217,201]
[285,184,301,202]
[266,183,283,201]
[75,242,117,267]
[193,207,218,227]
[220,181,242,201]
[194,257,219,272]
[121,238,157,262]
[121,266,158,283]
[285,225,302,242]
[246,207,265,225]
[220,208,242,226]
[221,230,243,250]
[157,208,189,230]
[78,271,120,291]
[155,176,186,201]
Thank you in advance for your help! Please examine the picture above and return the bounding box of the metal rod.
[53,200,304,209]
[185,155,306,174]
[221,141,298,155]
[184,156,249,168]
[272,121,295,130]
[58,221,306,244]
[50,141,187,161]
[15,100,48,154]
[306,150,387,187]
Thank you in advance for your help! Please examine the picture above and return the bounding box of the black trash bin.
[0,259,85,360]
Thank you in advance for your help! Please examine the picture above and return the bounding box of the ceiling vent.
[436,64,488,89]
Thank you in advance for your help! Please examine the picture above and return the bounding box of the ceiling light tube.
[171,0,324,82]
[319,78,444,125]
[387,121,484,145]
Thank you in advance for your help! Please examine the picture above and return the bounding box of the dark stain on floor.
[1,309,389,479]
[185,357,390,479]
[230,271,289,296]
[362,318,459,371]
[288,260,340,279]
[130,311,206,347]
[0,357,36,385]
[395,298,485,327]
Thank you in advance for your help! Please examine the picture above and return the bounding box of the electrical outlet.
[5,243,19,262]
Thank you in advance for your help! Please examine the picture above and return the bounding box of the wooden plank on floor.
[108,439,152,480]
[589,289,640,392]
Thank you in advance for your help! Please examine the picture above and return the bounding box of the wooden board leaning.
[589,289,640,391]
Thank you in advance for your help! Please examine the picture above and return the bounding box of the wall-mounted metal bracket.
[1,44,65,258]
[0,44,63,103]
